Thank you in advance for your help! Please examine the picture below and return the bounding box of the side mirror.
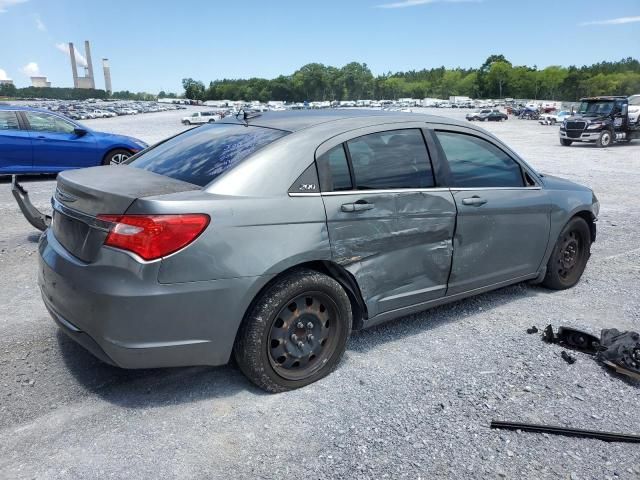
[74,127,87,136]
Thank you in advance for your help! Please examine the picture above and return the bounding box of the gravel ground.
[0,108,639,479]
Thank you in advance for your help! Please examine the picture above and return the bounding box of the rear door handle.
[462,196,487,206]
[341,202,375,212]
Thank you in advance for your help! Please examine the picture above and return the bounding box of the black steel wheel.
[542,217,591,290]
[234,269,352,392]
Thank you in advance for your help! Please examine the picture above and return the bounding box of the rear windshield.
[129,124,288,187]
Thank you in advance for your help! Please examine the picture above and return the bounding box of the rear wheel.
[542,217,591,290]
[103,148,132,166]
[234,269,352,392]
[560,138,572,146]
[596,130,613,148]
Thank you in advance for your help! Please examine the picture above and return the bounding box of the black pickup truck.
[559,96,640,147]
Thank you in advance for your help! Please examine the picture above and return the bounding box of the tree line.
[2,55,638,103]
[0,84,158,101]
[183,55,640,103]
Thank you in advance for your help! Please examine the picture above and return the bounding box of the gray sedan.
[38,110,599,392]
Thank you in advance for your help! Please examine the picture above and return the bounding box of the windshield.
[129,123,289,187]
[577,100,614,116]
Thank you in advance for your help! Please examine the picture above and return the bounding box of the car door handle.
[462,196,487,206]
[341,202,375,212]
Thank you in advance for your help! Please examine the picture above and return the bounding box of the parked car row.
[466,109,508,122]
[20,100,187,121]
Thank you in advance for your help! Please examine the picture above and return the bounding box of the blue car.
[0,105,148,174]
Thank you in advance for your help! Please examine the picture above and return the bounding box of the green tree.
[182,78,205,100]
[488,61,512,98]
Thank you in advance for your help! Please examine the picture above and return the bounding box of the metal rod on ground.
[490,420,640,444]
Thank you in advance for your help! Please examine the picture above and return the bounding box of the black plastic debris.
[527,326,539,334]
[561,351,576,365]
[491,420,640,444]
[539,325,640,381]
[598,329,640,381]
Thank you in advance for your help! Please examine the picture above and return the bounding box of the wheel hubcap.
[110,153,130,165]
[268,293,338,380]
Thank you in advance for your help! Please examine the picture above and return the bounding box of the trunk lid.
[52,165,200,262]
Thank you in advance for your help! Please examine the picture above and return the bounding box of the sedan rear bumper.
[38,228,271,369]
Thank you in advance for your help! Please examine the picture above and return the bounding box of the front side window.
[435,131,524,188]
[0,111,20,130]
[26,112,76,133]
[316,145,352,191]
[129,123,288,187]
[346,129,434,190]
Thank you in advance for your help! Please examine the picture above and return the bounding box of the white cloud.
[580,15,640,26]
[21,62,41,77]
[35,15,46,31]
[55,42,88,67]
[0,0,28,14]
[375,0,480,9]
[0,68,11,81]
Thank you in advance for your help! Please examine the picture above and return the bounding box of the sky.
[0,0,639,93]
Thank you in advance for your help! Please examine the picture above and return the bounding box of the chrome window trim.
[289,186,542,197]
[449,186,542,191]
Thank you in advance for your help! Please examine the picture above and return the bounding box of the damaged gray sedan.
[37,110,599,392]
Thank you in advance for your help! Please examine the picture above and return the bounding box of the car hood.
[566,114,609,123]
[93,131,148,148]
[541,174,591,193]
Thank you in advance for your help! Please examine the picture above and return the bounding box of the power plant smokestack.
[84,40,95,89]
[102,58,112,94]
[69,42,79,88]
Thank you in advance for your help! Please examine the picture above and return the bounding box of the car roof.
[217,109,469,133]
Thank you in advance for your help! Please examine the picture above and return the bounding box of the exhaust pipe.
[11,175,51,232]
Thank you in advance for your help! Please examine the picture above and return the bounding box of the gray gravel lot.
[1,108,639,479]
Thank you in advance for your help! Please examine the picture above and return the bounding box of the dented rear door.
[317,125,456,318]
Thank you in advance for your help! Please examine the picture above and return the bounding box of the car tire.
[208,119,215,123]
[103,148,133,166]
[542,217,591,290]
[596,130,613,148]
[560,139,573,146]
[234,268,352,393]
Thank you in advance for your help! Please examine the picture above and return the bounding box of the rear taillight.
[97,214,210,261]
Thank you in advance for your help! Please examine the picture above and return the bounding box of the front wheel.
[596,130,613,148]
[542,217,591,290]
[560,138,572,146]
[103,148,132,166]
[234,269,352,392]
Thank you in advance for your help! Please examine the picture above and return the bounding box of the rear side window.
[129,124,288,187]
[316,145,352,191]
[346,129,434,189]
[435,131,524,188]
[0,111,20,130]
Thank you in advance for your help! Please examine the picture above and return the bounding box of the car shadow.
[348,282,544,353]
[0,174,57,184]
[57,282,546,406]
[57,330,267,408]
